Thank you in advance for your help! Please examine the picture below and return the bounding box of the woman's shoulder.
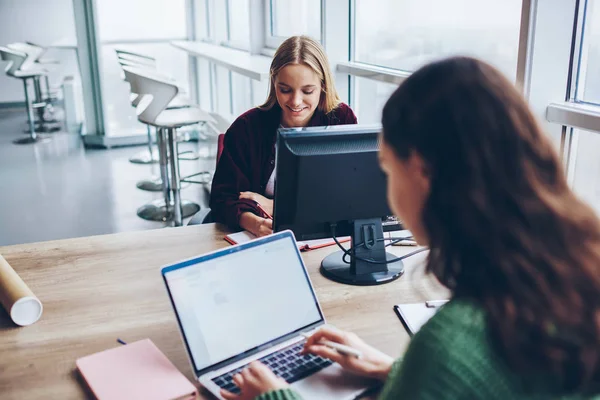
[328,102,357,124]
[233,107,279,126]
[226,107,280,137]
[423,299,486,337]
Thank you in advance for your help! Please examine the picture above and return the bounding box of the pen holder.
[0,254,43,326]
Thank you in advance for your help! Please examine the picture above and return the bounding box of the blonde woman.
[210,36,357,237]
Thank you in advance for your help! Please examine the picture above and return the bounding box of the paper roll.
[0,254,43,326]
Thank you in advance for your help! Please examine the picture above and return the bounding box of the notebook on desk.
[224,230,350,251]
[76,339,197,400]
[394,300,448,336]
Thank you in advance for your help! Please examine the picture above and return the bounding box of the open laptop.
[162,230,375,400]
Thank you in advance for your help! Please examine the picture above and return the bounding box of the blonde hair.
[259,36,341,114]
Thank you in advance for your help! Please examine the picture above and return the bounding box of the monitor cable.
[330,223,428,265]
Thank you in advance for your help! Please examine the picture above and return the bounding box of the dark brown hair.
[382,57,600,392]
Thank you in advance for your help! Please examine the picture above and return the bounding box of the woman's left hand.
[239,192,273,217]
[220,362,289,400]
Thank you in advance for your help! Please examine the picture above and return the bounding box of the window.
[94,0,188,137]
[227,0,250,49]
[353,78,397,124]
[574,0,600,104]
[231,72,252,115]
[354,0,523,80]
[266,0,322,48]
[564,0,600,214]
[214,65,233,117]
[568,128,600,214]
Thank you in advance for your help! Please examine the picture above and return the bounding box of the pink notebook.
[76,339,197,400]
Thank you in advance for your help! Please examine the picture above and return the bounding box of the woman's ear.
[408,151,431,194]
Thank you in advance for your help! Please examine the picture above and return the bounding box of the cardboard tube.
[0,254,43,326]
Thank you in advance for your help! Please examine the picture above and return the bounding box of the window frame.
[263,0,324,49]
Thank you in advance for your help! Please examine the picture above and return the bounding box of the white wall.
[0,0,77,103]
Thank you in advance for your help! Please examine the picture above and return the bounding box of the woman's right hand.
[239,212,273,237]
[302,326,394,382]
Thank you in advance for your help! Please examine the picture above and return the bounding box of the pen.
[116,338,127,345]
[391,239,418,246]
[300,332,362,359]
[425,300,449,308]
[255,201,273,220]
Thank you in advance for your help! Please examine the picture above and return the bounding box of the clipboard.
[394,300,448,336]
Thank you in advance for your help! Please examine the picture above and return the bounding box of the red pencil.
[255,202,273,220]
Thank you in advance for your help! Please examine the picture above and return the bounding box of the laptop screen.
[163,232,324,374]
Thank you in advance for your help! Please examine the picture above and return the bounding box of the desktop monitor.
[273,124,404,286]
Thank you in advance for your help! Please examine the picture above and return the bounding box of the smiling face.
[275,63,322,128]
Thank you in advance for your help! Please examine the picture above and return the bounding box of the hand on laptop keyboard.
[219,361,288,400]
[302,326,394,382]
[217,341,333,399]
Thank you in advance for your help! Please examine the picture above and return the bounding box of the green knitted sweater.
[256,300,599,400]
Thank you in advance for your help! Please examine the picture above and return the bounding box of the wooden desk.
[0,224,447,399]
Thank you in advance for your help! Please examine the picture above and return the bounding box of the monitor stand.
[320,218,404,286]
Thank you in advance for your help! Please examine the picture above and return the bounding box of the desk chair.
[123,66,215,226]
[0,46,50,145]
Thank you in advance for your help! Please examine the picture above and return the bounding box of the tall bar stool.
[115,51,193,192]
[116,49,194,165]
[123,66,215,226]
[0,46,50,145]
[8,42,61,132]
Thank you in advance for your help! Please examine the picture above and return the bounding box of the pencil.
[255,202,273,220]
[300,333,361,359]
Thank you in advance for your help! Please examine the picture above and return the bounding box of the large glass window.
[575,0,600,104]
[267,0,321,47]
[95,0,188,137]
[353,78,397,124]
[567,0,600,214]
[227,0,250,49]
[354,0,522,80]
[231,72,252,115]
[569,128,600,214]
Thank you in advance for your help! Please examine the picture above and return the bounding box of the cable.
[330,223,428,265]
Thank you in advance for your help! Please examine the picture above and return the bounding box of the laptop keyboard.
[211,341,333,394]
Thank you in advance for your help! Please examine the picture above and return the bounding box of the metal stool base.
[129,149,159,164]
[136,177,163,192]
[136,199,200,222]
[35,124,61,133]
[13,136,50,145]
[136,177,191,192]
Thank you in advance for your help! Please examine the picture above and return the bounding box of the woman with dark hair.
[221,57,600,399]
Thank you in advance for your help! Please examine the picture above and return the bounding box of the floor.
[0,108,217,247]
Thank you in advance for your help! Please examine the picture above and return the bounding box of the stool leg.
[135,125,162,191]
[146,125,155,158]
[158,128,172,209]
[13,78,44,145]
[33,76,44,124]
[135,127,172,221]
[25,79,36,140]
[44,75,51,98]
[167,128,183,226]
[128,124,158,164]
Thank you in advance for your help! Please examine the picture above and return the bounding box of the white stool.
[115,50,193,193]
[8,42,61,131]
[123,66,215,226]
[0,47,50,145]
